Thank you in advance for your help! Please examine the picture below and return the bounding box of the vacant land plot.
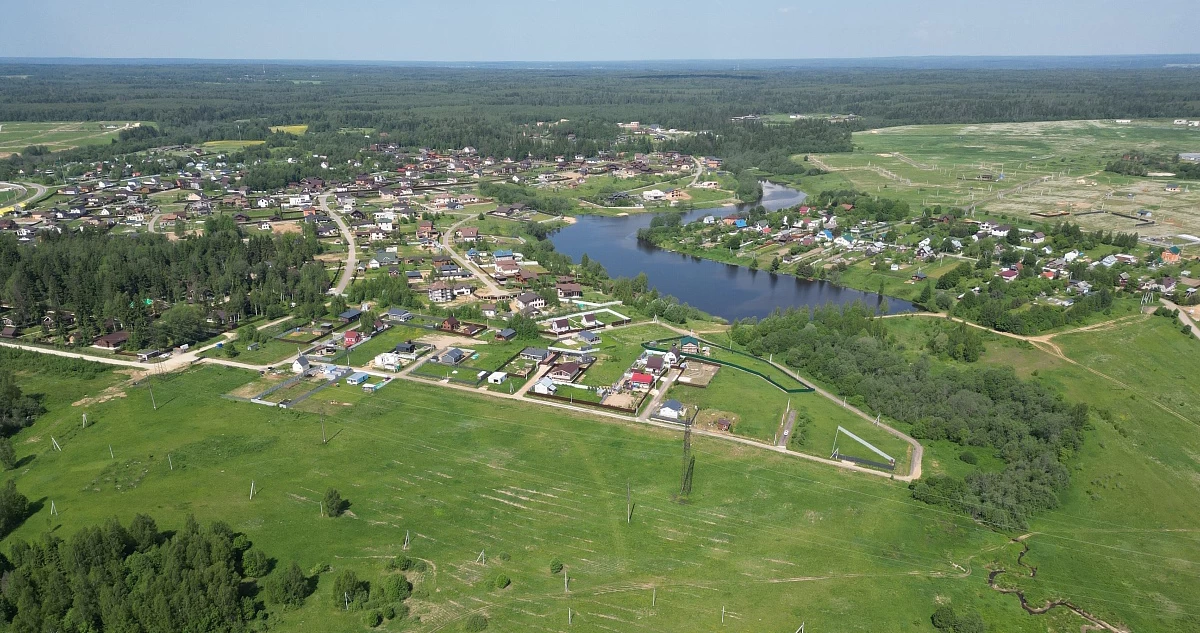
[810,119,1200,238]
[0,121,141,155]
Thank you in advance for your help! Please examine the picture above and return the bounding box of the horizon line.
[2,53,1200,66]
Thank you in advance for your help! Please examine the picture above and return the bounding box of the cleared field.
[200,139,267,151]
[0,121,143,155]
[270,124,309,135]
[809,119,1200,238]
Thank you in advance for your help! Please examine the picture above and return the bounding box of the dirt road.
[319,194,356,295]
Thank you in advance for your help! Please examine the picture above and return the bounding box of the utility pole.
[149,384,157,411]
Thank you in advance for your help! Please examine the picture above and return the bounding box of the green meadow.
[0,310,1197,631]
[0,121,143,154]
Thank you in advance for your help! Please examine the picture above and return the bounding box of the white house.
[532,377,557,395]
[487,372,508,385]
[292,355,311,374]
[642,189,666,202]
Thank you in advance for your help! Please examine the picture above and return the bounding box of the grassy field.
[0,121,142,155]
[200,139,267,151]
[270,124,309,135]
[809,119,1200,238]
[3,362,1034,633]
[3,311,1199,631]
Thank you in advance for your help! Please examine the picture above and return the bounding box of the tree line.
[729,302,1088,529]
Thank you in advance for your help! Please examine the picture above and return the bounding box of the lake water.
[549,182,916,321]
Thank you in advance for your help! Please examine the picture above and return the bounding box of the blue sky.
[4,0,1198,61]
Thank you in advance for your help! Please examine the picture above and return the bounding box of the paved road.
[440,214,510,298]
[0,181,48,207]
[319,194,357,295]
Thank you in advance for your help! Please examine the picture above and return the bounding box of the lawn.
[201,338,298,365]
[579,323,682,388]
[3,313,1200,631]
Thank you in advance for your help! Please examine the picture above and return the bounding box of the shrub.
[549,558,563,575]
[381,574,413,602]
[266,562,312,607]
[364,610,382,627]
[242,548,270,577]
[463,614,489,632]
[331,569,368,609]
[497,551,511,562]
[382,605,396,620]
[959,451,978,465]
[494,574,511,589]
[388,554,414,571]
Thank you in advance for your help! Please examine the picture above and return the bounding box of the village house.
[427,281,454,303]
[514,292,545,311]
[556,282,584,299]
[549,319,571,335]
[548,362,583,383]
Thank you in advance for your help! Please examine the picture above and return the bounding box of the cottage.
[292,355,312,374]
[343,330,363,347]
[577,330,600,344]
[658,399,685,421]
[520,347,552,364]
[515,292,545,311]
[94,331,130,349]
[629,372,655,390]
[556,282,584,299]
[549,319,571,335]
[345,372,370,386]
[385,308,413,322]
[437,348,467,365]
[339,308,363,322]
[495,328,517,341]
[455,227,480,241]
[441,316,461,331]
[548,362,583,383]
[679,336,700,355]
[644,355,666,374]
[532,377,557,395]
[487,372,508,385]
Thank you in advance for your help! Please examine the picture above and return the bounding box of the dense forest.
[5,62,1200,180]
[0,514,287,632]
[729,303,1088,529]
[0,217,329,349]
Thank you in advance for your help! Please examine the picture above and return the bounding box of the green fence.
[642,336,813,394]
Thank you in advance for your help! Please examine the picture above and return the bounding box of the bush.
[242,548,270,577]
[463,614,489,632]
[959,451,978,465]
[266,562,312,607]
[382,605,396,620]
[331,569,368,609]
[364,610,382,627]
[381,574,413,602]
[494,574,511,589]
[549,558,563,575]
[388,554,414,571]
[497,551,511,562]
